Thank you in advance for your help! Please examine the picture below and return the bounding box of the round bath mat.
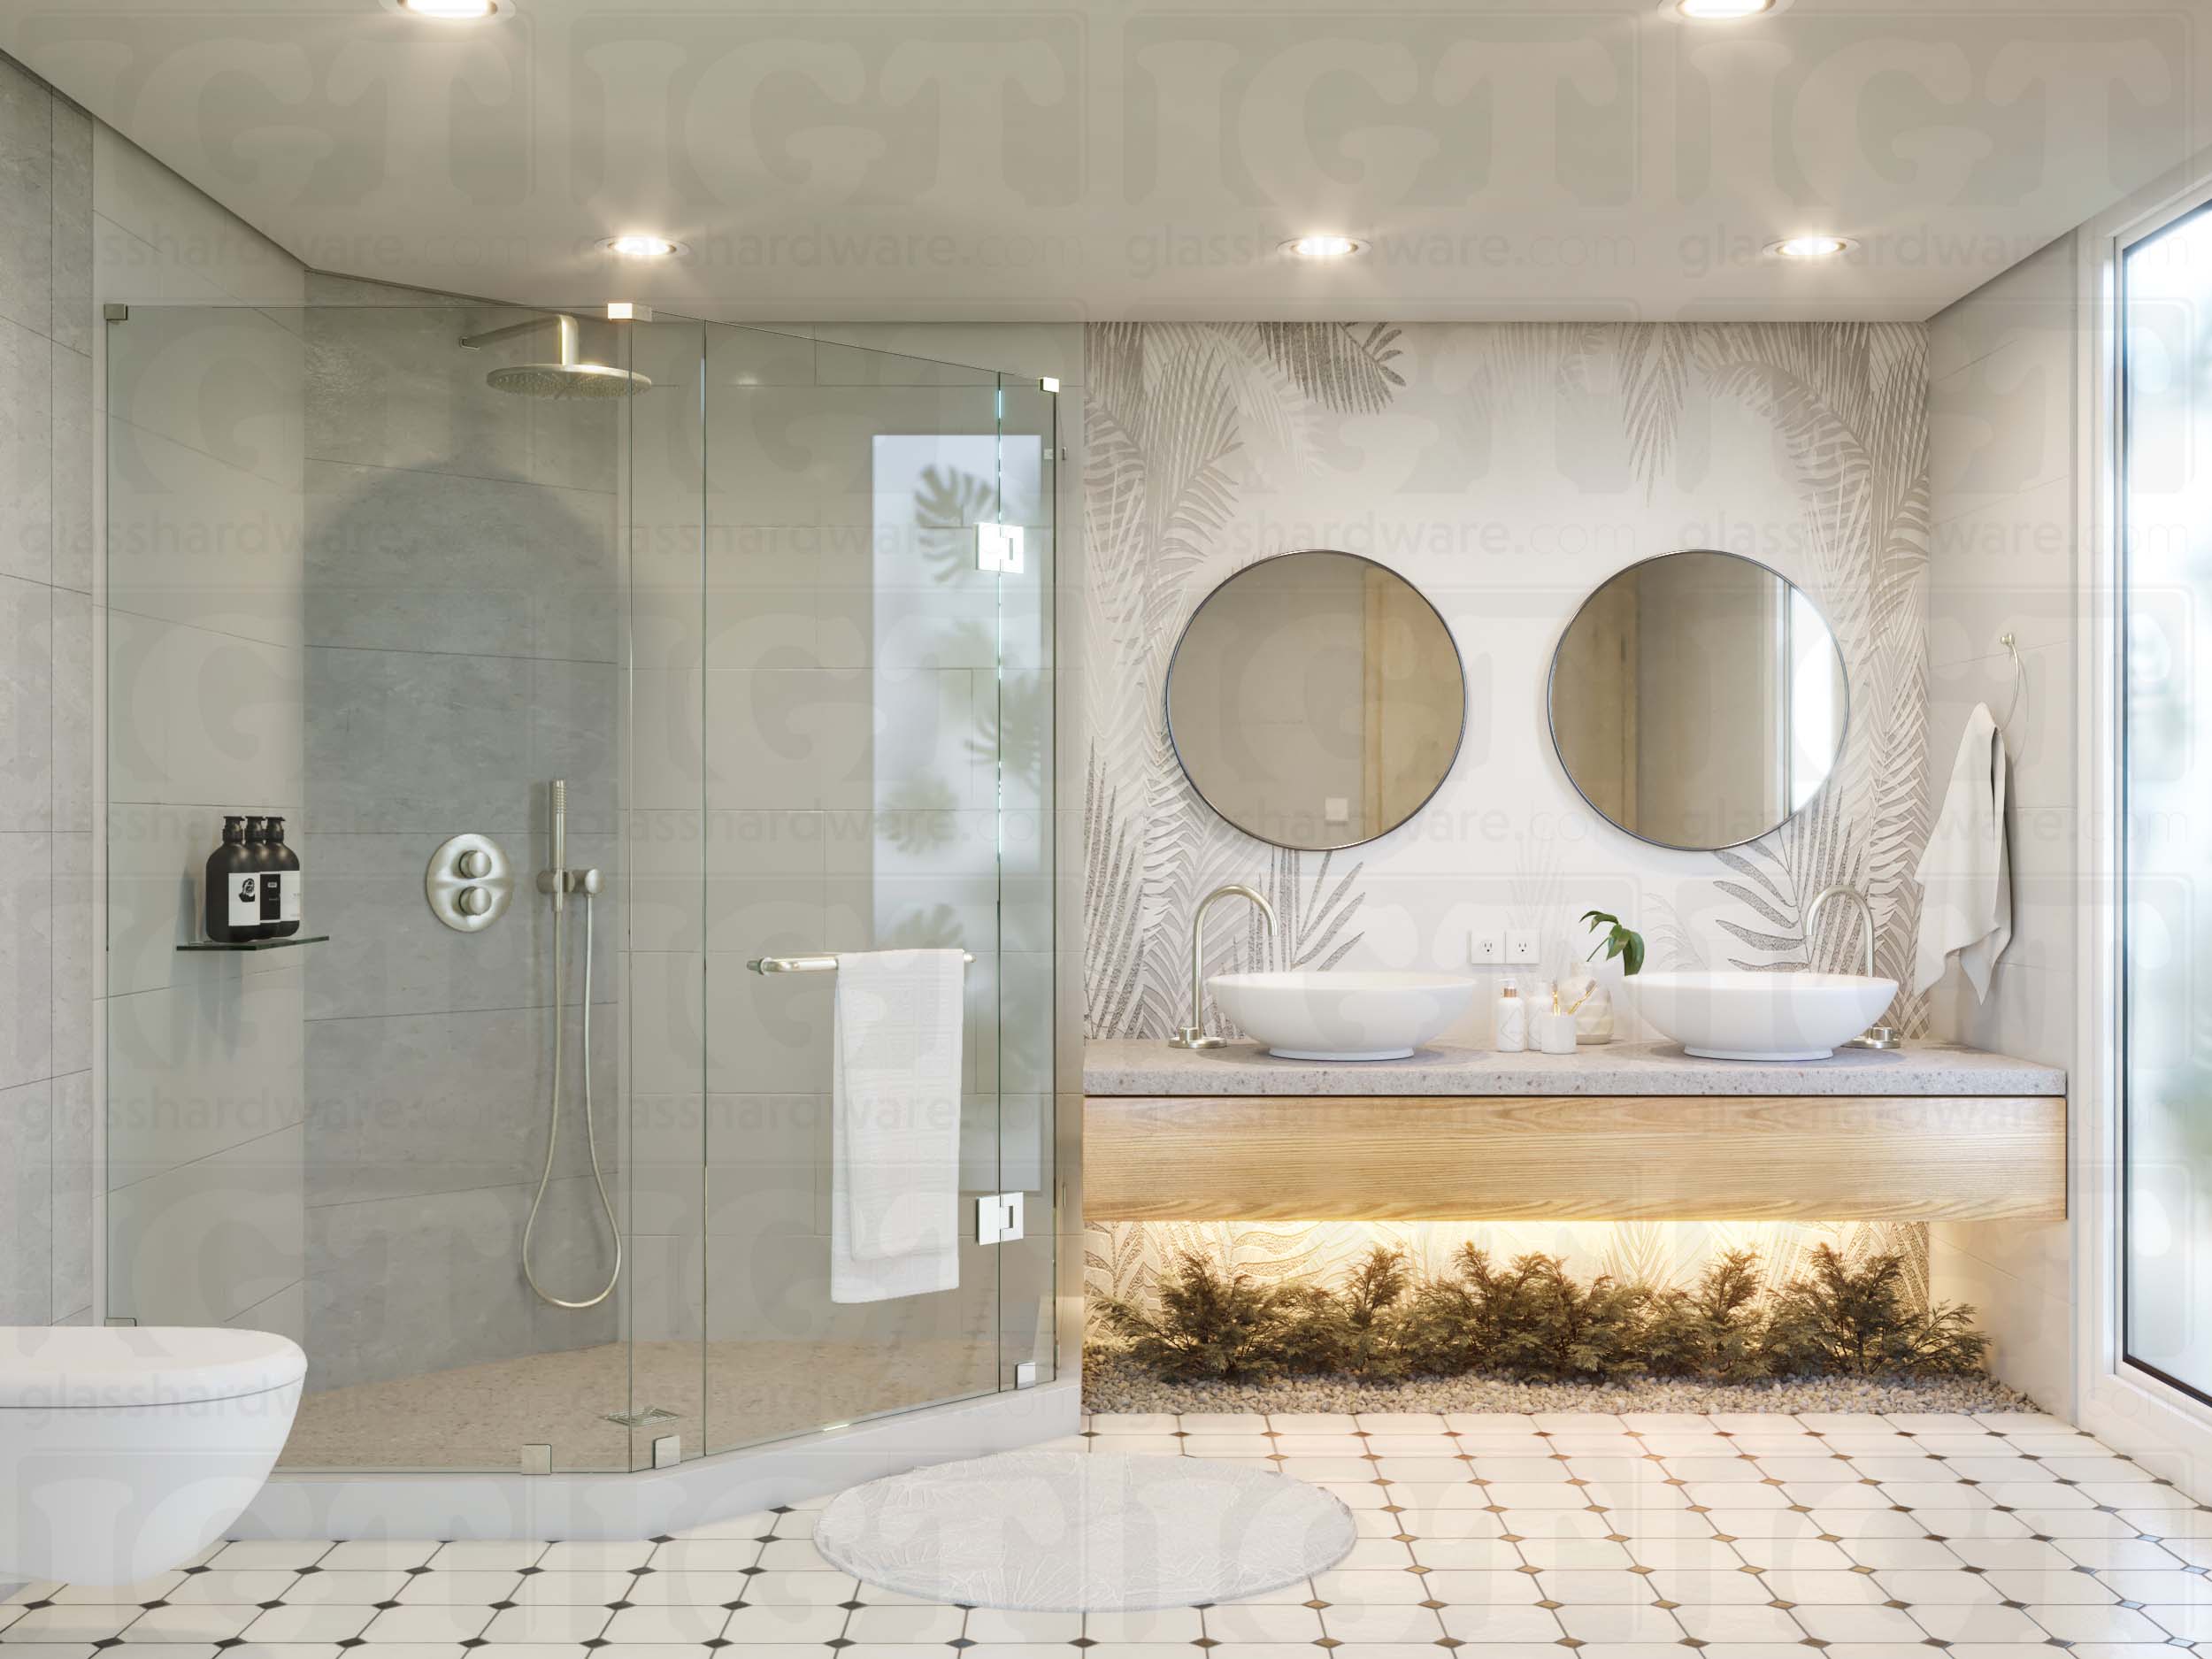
[814,1449,1356,1612]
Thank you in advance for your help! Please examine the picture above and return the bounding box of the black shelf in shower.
[178,934,330,953]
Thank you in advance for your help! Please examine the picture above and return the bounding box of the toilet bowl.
[1,1326,305,1586]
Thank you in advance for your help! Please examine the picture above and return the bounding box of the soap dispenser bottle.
[204,816,258,943]
[265,816,302,937]
[243,817,279,940]
[1494,976,1527,1053]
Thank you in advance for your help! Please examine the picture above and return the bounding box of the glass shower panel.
[617,316,711,1457]
[2122,211,2212,1402]
[699,328,1035,1454]
[995,377,1057,1388]
[107,299,649,1472]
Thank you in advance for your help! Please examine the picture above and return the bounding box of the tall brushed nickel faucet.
[1171,883,1278,1049]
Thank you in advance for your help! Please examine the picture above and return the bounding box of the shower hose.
[521,878,623,1309]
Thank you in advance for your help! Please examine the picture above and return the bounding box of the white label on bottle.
[228,875,260,928]
[280,874,301,924]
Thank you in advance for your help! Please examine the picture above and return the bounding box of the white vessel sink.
[1629,970,1897,1061]
[1209,971,1476,1061]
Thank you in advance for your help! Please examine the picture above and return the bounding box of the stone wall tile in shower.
[703,1092,828,1239]
[302,1002,615,1208]
[50,340,91,592]
[701,952,830,1096]
[107,611,303,808]
[105,304,303,488]
[305,1181,571,1392]
[50,1064,89,1319]
[628,667,703,812]
[49,584,88,830]
[302,295,619,496]
[702,666,874,813]
[304,648,614,836]
[0,56,50,342]
[627,951,704,1097]
[0,571,52,828]
[48,95,89,357]
[303,458,618,663]
[0,829,54,1089]
[0,1074,52,1322]
[104,965,306,1188]
[225,1276,305,1346]
[0,315,53,586]
[49,829,88,1073]
[299,830,614,1021]
[107,1121,305,1327]
[106,421,306,647]
[700,526,866,676]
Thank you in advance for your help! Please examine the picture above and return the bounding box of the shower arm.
[460,312,580,365]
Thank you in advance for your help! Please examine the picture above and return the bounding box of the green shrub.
[1645,1249,1768,1381]
[1095,1251,1316,1381]
[1763,1244,1990,1378]
[1094,1240,1989,1386]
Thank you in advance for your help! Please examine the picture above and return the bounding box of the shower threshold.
[281,1337,1000,1472]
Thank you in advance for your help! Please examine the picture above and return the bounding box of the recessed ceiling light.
[1676,0,1776,17]
[1769,234,1854,259]
[602,234,685,259]
[384,0,511,19]
[1281,234,1365,259]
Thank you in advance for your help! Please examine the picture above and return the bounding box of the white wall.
[1923,233,2079,1413]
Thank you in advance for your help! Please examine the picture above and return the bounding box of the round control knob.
[456,849,492,879]
[457,886,493,917]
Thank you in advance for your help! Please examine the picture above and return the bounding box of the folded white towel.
[1912,703,2012,998]
[832,949,965,1304]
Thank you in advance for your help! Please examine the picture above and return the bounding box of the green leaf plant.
[1092,1242,1987,1386]
[1582,910,1646,975]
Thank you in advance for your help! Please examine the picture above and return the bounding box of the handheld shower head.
[460,313,652,399]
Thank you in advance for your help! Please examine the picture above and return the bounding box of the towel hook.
[1995,632,2024,732]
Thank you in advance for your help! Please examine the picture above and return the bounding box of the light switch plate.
[1505,930,1540,964]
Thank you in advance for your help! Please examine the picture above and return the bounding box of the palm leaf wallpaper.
[1079,320,1934,1317]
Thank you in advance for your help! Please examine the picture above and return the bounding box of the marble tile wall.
[1924,233,2081,1414]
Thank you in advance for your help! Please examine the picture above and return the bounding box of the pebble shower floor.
[7,1409,2212,1659]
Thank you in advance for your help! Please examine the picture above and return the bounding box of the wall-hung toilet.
[1,1327,305,1586]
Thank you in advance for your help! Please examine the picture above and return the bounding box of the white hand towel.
[1912,703,2013,999]
[832,949,965,1305]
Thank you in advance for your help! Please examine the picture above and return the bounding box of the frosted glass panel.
[2123,208,2212,1401]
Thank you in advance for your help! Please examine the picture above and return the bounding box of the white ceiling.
[5,0,2206,321]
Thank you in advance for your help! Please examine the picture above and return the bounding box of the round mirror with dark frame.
[1548,548,1849,852]
[1165,549,1467,852]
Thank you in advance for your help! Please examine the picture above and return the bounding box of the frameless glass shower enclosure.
[103,296,1056,1472]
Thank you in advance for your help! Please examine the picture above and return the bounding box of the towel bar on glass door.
[747,951,976,974]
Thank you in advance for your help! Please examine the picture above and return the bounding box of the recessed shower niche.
[102,296,1058,1474]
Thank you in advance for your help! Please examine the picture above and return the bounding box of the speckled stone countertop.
[1084,1038,2065,1097]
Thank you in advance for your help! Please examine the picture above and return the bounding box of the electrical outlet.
[1470,932,1502,965]
[1505,930,1540,964]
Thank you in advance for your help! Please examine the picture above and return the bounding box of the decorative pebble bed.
[1080,1350,2039,1417]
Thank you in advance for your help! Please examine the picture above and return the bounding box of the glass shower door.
[692,326,1055,1453]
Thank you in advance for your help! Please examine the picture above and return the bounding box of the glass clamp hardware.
[978,1191,1025,1245]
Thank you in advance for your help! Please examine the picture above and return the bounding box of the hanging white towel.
[1912,703,2013,999]
[832,949,965,1304]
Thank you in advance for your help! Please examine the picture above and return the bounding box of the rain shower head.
[459,312,652,399]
